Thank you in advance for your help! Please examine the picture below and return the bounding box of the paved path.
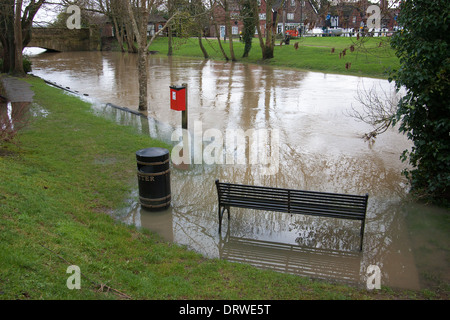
[0,75,34,103]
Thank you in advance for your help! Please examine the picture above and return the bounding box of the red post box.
[170,85,186,111]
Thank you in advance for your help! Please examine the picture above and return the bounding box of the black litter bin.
[136,147,171,211]
[285,35,291,45]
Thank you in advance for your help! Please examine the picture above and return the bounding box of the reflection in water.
[27,50,445,290]
[219,234,362,285]
[0,101,32,140]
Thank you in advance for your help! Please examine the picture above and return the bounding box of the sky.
[33,1,63,26]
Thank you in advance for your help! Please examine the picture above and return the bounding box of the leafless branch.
[346,82,400,141]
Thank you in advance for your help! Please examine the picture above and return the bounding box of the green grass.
[148,36,399,79]
[0,76,440,300]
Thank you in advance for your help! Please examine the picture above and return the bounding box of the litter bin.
[285,35,291,45]
[136,147,171,211]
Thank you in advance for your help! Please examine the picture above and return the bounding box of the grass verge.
[148,36,399,79]
[0,76,438,300]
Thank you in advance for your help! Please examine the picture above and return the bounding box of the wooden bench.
[215,180,369,251]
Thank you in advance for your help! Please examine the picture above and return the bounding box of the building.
[147,14,167,37]
[324,0,400,32]
[209,0,399,38]
[209,0,320,38]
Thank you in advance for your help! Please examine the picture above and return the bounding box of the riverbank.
[146,36,399,79]
[0,75,444,300]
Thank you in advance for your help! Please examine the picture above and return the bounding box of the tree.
[389,0,450,203]
[209,0,229,61]
[253,0,282,60]
[96,0,134,53]
[190,0,209,59]
[0,0,46,75]
[241,0,257,58]
[223,0,236,61]
[126,0,183,111]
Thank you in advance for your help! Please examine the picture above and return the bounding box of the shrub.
[389,0,450,204]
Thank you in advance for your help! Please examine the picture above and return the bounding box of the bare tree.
[125,0,183,111]
[209,0,230,61]
[223,0,236,61]
[191,0,209,59]
[61,0,137,52]
[252,0,284,60]
[347,83,400,141]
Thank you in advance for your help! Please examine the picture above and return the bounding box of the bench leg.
[218,206,227,233]
[360,219,366,251]
[218,206,223,233]
[218,206,230,233]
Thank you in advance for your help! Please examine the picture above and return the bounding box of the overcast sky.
[33,1,63,26]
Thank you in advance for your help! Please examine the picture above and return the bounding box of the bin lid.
[136,147,169,162]
[170,85,186,91]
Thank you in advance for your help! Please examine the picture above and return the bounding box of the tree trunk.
[138,47,148,111]
[167,0,173,56]
[1,0,45,74]
[252,0,266,59]
[0,0,14,73]
[263,0,275,60]
[137,4,149,111]
[127,1,181,112]
[168,24,173,56]
[242,0,257,58]
[125,21,138,53]
[224,0,236,61]
[210,0,229,61]
[13,0,25,76]
[112,16,126,52]
[198,32,209,59]
[251,0,275,60]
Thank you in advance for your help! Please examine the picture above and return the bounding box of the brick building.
[209,0,321,38]
[209,0,400,38]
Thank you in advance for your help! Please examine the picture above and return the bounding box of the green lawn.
[148,36,399,79]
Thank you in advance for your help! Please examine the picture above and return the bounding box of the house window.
[353,16,357,23]
[259,13,266,20]
[287,13,294,20]
[291,0,295,7]
[232,26,239,35]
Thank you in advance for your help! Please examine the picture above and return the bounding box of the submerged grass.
[0,76,439,300]
[148,36,399,79]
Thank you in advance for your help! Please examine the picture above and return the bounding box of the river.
[26,48,449,291]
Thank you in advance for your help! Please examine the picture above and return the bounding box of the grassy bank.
[0,76,437,300]
[148,36,399,79]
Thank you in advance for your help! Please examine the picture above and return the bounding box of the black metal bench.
[215,180,369,251]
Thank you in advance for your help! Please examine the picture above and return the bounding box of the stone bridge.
[27,27,101,52]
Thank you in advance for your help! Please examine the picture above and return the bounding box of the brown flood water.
[27,49,449,291]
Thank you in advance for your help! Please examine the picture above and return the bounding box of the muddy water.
[27,49,448,290]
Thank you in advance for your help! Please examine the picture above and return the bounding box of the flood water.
[27,49,449,291]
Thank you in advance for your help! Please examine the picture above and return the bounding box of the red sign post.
[170,84,188,130]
